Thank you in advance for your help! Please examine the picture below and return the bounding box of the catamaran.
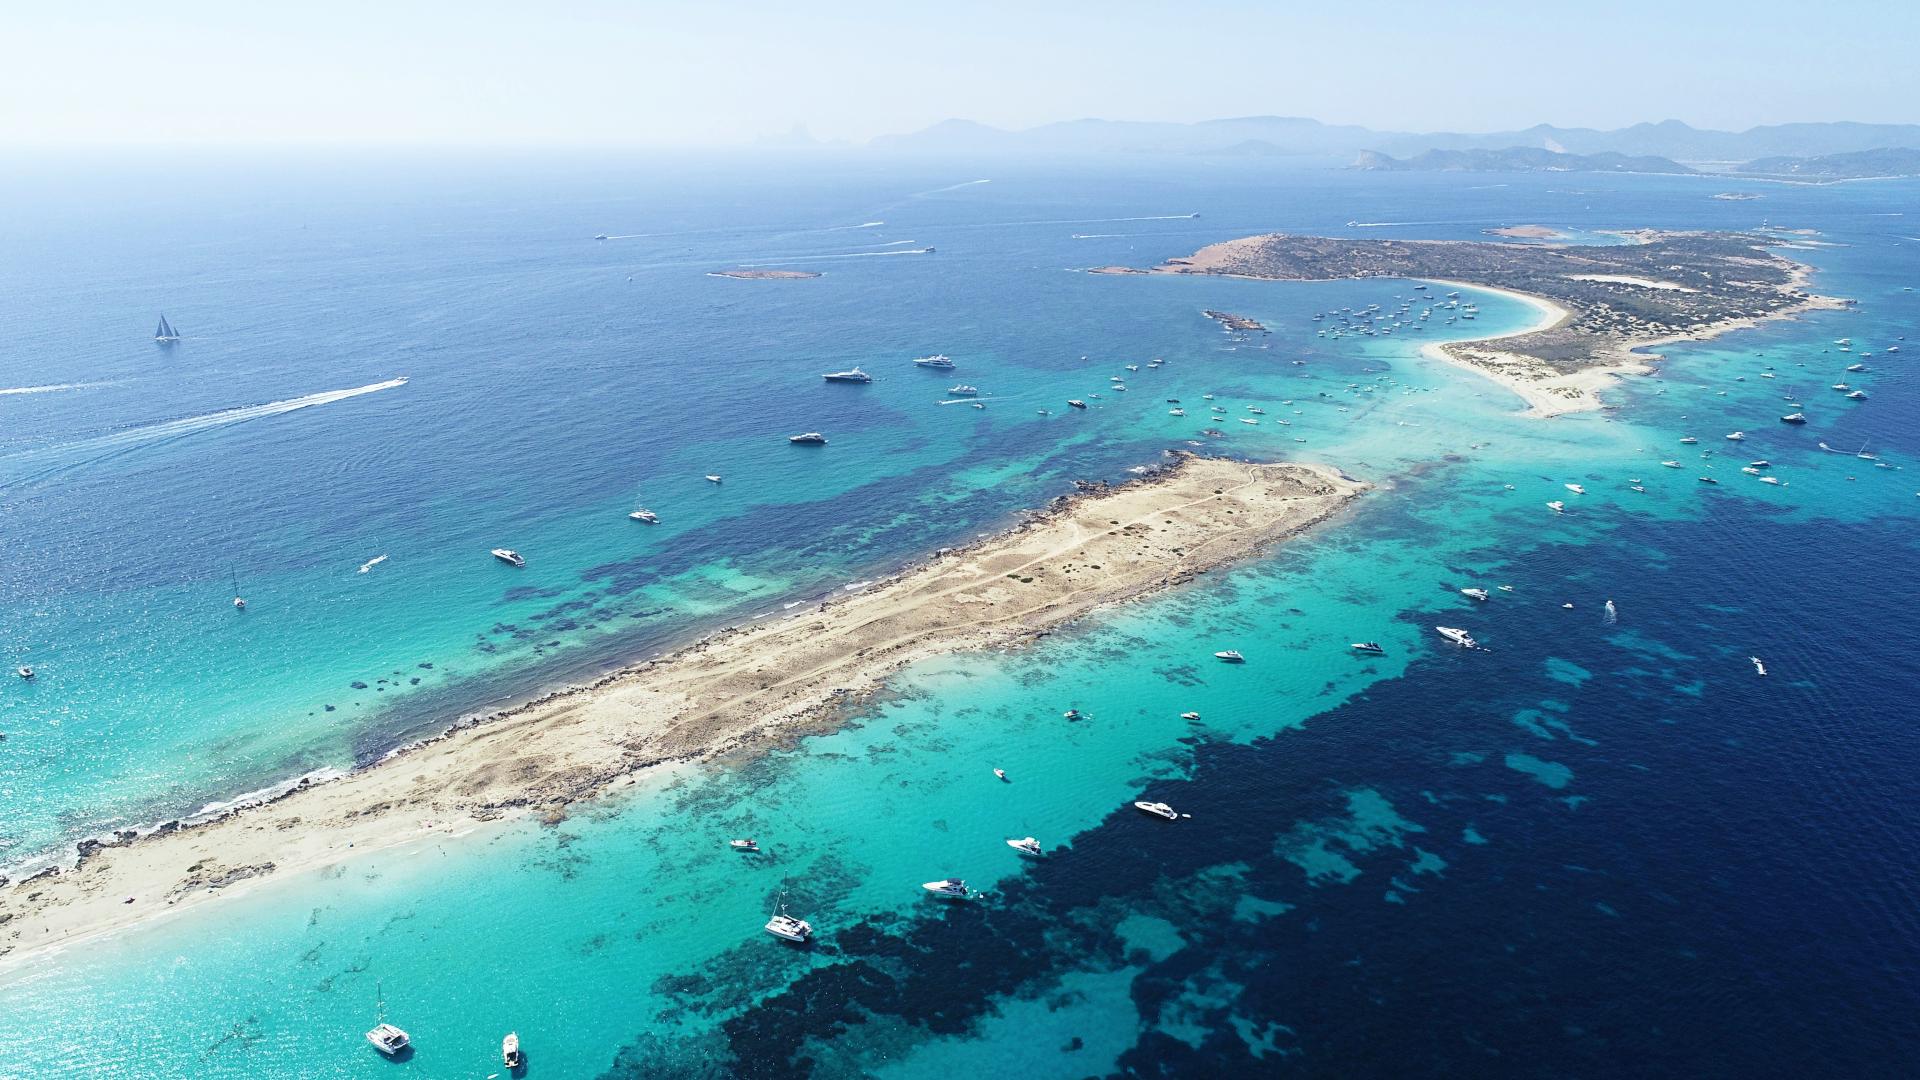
[764,891,813,943]
[365,982,410,1057]
[154,315,180,344]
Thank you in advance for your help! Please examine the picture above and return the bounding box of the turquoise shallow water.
[1,158,1917,1076]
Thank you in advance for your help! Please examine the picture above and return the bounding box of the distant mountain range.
[1351,148,1695,175]
[869,116,1920,164]
[1350,145,1920,181]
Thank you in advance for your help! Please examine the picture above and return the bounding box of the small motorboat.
[1661,460,1683,468]
[1680,437,1699,445]
[1461,588,1490,601]
[1350,642,1385,655]
[1699,476,1719,484]
[502,1032,522,1069]
[922,878,970,899]
[1547,500,1565,513]
[1062,708,1084,721]
[1067,399,1088,409]
[16,666,33,679]
[1213,650,1245,663]
[1180,711,1201,720]
[1751,656,1768,676]
[1134,801,1179,821]
[492,548,526,567]
[1564,484,1586,495]
[993,768,1008,782]
[730,838,759,853]
[1725,432,1746,441]
[1169,408,1186,416]
[629,508,660,523]
[706,474,723,483]
[1007,837,1043,856]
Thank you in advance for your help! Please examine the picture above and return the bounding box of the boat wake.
[0,377,409,489]
[735,248,934,266]
[0,382,108,397]
[910,179,992,198]
[1346,220,1458,228]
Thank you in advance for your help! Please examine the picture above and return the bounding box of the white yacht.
[628,508,659,523]
[1781,413,1807,424]
[1725,432,1746,441]
[1180,711,1202,720]
[922,878,970,899]
[764,893,814,943]
[1461,588,1490,601]
[706,474,724,483]
[1169,408,1185,416]
[1350,642,1386,655]
[730,838,759,853]
[1679,437,1699,445]
[1751,656,1768,676]
[1564,484,1586,495]
[1847,389,1868,400]
[365,983,409,1056]
[1134,801,1179,821]
[1007,837,1043,856]
[1436,626,1477,648]
[16,666,33,679]
[1067,400,1087,409]
[1661,460,1683,468]
[503,1033,523,1069]
[823,366,872,383]
[1547,500,1565,513]
[947,385,979,396]
[788,432,828,445]
[1213,650,1245,662]
[492,548,526,567]
[913,354,955,369]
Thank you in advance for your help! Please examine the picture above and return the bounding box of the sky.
[3,0,1915,146]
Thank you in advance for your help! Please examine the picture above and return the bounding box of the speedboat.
[922,878,970,899]
[628,508,659,523]
[788,432,828,444]
[1564,484,1586,495]
[706,474,723,483]
[1725,432,1746,441]
[823,366,872,383]
[1759,476,1782,485]
[1847,390,1868,400]
[1461,588,1490,601]
[765,896,814,943]
[913,354,955,369]
[492,548,526,567]
[593,233,609,240]
[366,1024,410,1057]
[1007,837,1043,856]
[16,666,33,679]
[1067,400,1087,409]
[1180,711,1201,720]
[1062,708,1084,721]
[994,768,1008,781]
[1134,801,1179,821]
[1846,362,1867,372]
[1169,408,1185,416]
[1351,642,1386,655]
[1781,413,1807,424]
[1239,417,1259,425]
[1679,437,1699,445]
[502,1033,522,1069]
[730,838,759,852]
[1547,500,1565,513]
[1436,626,1477,648]
[1661,460,1683,468]
[1213,650,1245,663]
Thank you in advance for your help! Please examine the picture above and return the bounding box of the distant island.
[1351,145,1920,182]
[1352,147,1695,175]
[709,269,822,280]
[1731,147,1920,181]
[1098,231,1845,415]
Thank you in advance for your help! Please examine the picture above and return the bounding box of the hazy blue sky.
[5,0,1914,145]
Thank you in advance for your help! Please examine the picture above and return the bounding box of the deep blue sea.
[0,152,1916,1077]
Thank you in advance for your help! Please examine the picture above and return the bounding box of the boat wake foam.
[0,377,409,489]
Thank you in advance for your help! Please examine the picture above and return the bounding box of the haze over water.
[1,155,1916,1076]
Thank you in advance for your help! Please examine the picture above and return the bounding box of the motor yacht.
[788,432,828,444]
[913,354,955,369]
[1067,400,1087,409]
[730,838,759,853]
[1213,650,1245,662]
[492,549,526,567]
[628,508,659,523]
[1351,642,1386,655]
[1007,837,1043,856]
[1461,588,1490,601]
[1436,626,1477,648]
[1134,801,1179,820]
[922,878,970,899]
[823,366,872,383]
